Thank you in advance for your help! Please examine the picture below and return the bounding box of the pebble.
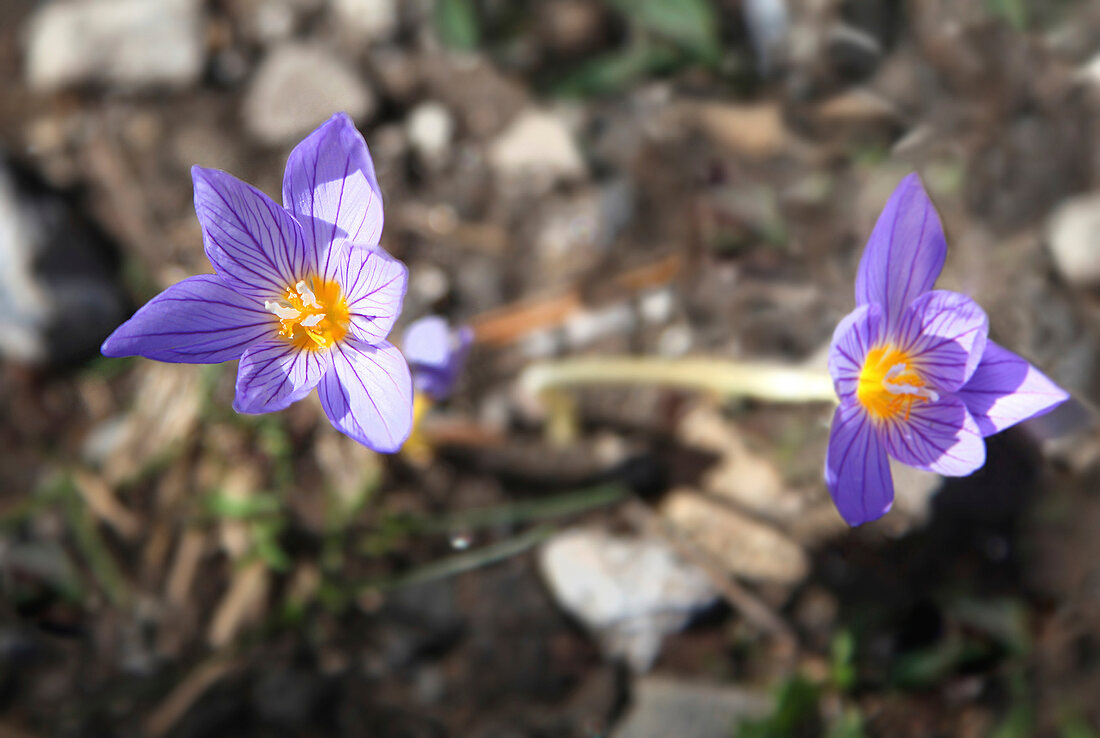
[538,527,718,671]
[487,109,587,189]
[333,0,399,42]
[406,101,455,164]
[24,0,204,92]
[243,44,374,145]
[1047,191,1100,288]
[613,677,769,738]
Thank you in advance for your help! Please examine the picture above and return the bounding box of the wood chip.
[206,560,269,649]
[144,658,239,738]
[72,469,142,540]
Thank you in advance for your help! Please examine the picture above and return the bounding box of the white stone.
[406,101,455,163]
[613,678,769,738]
[25,0,204,91]
[488,109,586,186]
[0,168,50,362]
[243,45,374,145]
[1047,192,1100,288]
[538,528,717,671]
[333,0,399,41]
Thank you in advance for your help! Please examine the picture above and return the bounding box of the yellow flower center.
[265,278,349,351]
[856,345,939,422]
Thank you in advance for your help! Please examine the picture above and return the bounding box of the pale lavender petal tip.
[282,112,384,279]
[319,339,413,452]
[101,275,272,364]
[957,341,1070,437]
[825,403,895,526]
[854,173,947,329]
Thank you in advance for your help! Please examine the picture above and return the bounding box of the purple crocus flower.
[101,113,414,452]
[826,174,1069,525]
[401,315,473,401]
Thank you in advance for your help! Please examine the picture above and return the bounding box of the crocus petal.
[828,303,885,402]
[854,173,947,329]
[101,275,272,363]
[193,166,310,298]
[234,340,332,414]
[336,242,408,344]
[282,113,384,280]
[956,341,1070,437]
[894,290,988,392]
[319,338,413,452]
[881,395,985,476]
[825,403,895,526]
[403,317,474,400]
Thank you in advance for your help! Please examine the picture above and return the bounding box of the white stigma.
[295,280,321,308]
[265,301,302,320]
[299,314,324,328]
[881,363,938,402]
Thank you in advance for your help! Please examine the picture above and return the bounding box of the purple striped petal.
[192,167,309,298]
[336,243,408,344]
[318,338,412,452]
[282,113,384,281]
[101,275,273,363]
[895,290,988,392]
[234,340,332,414]
[880,395,985,476]
[828,303,885,402]
[956,341,1070,437]
[855,174,947,330]
[825,403,895,526]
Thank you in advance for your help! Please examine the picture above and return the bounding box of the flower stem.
[520,356,837,403]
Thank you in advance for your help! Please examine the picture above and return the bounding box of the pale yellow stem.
[520,356,837,403]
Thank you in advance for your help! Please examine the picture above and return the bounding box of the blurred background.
[1,0,1099,736]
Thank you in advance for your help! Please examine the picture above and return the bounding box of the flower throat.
[265,278,349,350]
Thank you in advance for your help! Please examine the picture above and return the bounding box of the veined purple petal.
[854,174,947,330]
[956,341,1070,437]
[895,290,988,392]
[282,113,384,280]
[101,275,272,363]
[880,395,985,476]
[336,242,408,344]
[828,303,885,402]
[319,338,413,452]
[825,402,895,526]
[402,316,474,400]
[234,340,332,414]
[192,166,309,298]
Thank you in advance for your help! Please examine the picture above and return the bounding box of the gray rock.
[406,101,455,165]
[333,0,399,42]
[742,0,788,75]
[0,155,127,365]
[24,0,204,92]
[488,109,587,190]
[243,44,375,145]
[537,528,718,672]
[1047,192,1100,288]
[613,677,770,738]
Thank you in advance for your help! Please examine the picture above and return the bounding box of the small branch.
[624,500,798,652]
